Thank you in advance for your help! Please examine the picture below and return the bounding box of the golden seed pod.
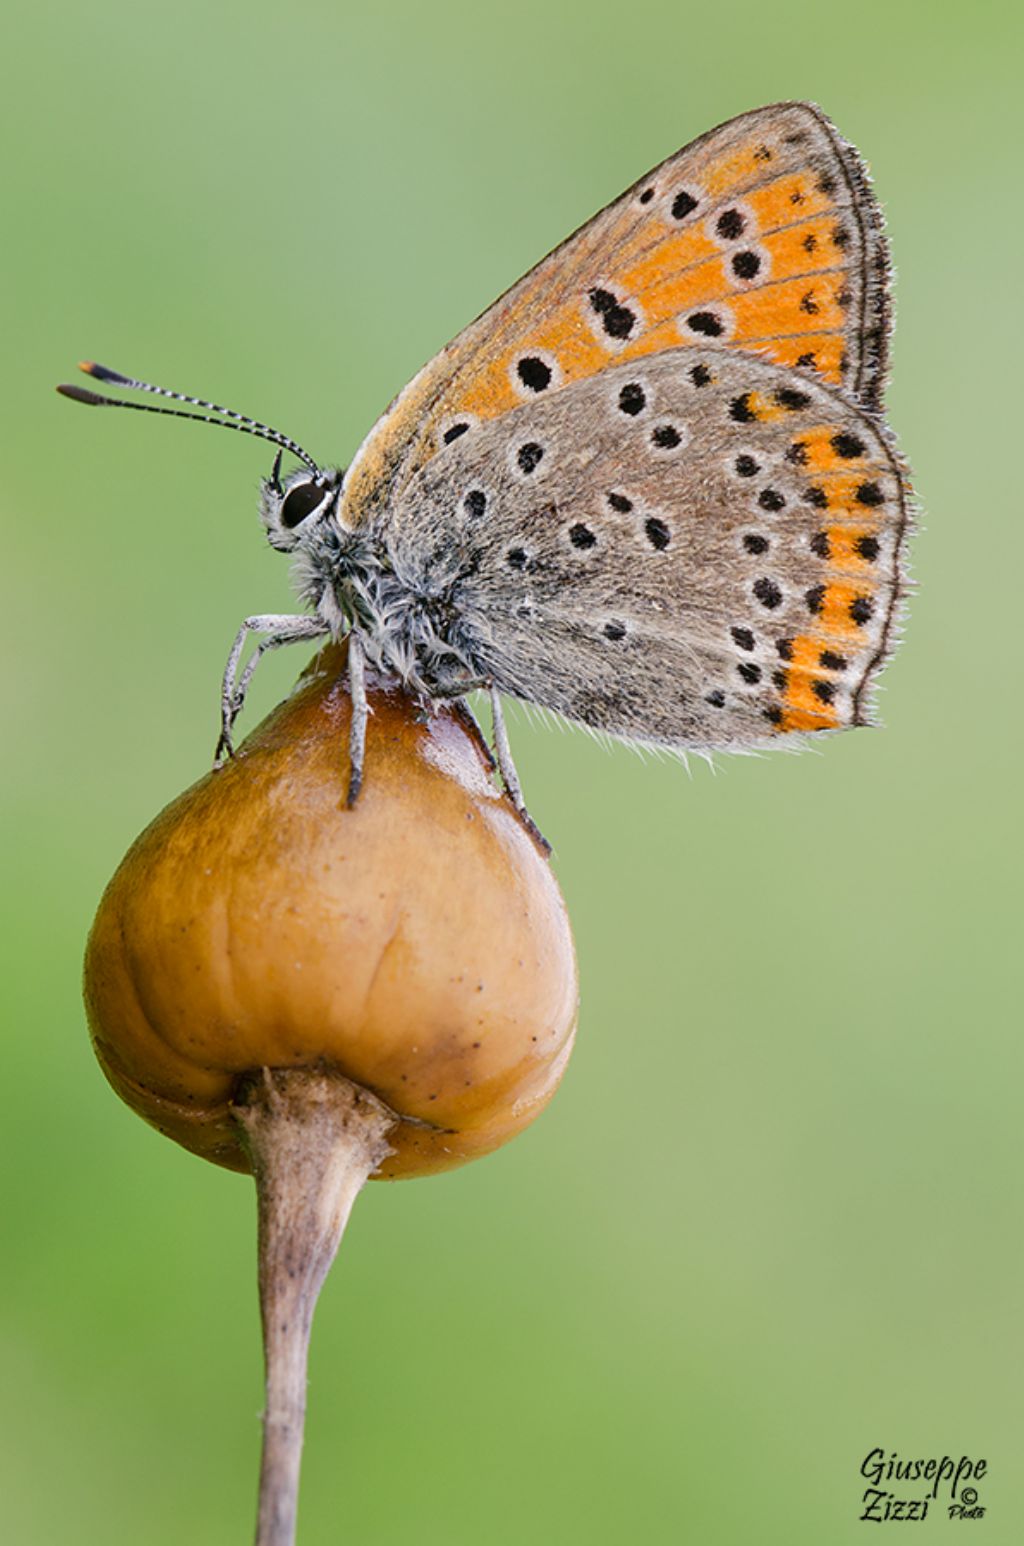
[84,645,578,1179]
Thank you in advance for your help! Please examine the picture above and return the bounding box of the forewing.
[343,102,890,529]
[386,348,910,749]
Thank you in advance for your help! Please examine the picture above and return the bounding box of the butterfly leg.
[489,687,551,855]
[346,632,368,808]
[215,613,327,765]
[451,696,497,772]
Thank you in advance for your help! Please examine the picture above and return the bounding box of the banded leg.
[452,696,497,773]
[215,613,328,764]
[419,677,497,768]
[489,687,551,854]
[346,633,368,808]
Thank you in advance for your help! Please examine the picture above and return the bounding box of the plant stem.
[232,1068,397,1546]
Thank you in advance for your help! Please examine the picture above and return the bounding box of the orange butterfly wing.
[340,101,890,530]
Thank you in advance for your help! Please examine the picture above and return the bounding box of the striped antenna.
[56,362,320,474]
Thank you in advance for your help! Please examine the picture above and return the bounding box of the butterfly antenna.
[56,361,320,474]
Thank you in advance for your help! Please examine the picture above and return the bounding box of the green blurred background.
[2,1,1020,1541]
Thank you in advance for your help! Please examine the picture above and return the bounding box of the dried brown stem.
[232,1068,397,1546]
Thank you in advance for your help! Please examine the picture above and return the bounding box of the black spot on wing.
[618,382,646,416]
[645,517,671,550]
[517,356,552,392]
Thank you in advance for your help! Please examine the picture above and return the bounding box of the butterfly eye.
[280,480,327,529]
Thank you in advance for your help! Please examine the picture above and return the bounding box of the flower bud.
[84,645,578,1179]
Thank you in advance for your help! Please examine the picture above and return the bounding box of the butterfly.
[59,101,910,847]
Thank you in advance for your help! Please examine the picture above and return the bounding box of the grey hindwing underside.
[381,345,909,751]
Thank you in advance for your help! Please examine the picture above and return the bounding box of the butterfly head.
[261,455,344,552]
